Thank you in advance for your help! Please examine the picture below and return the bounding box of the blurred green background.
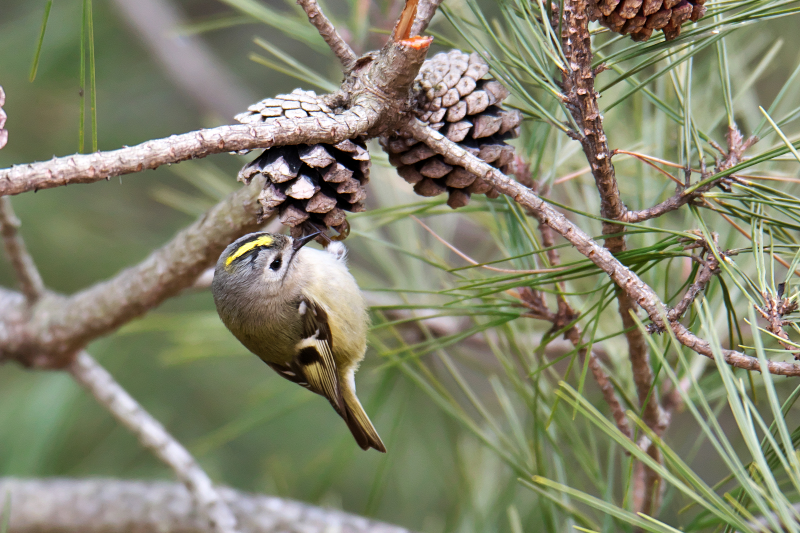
[0,1,514,530]
[3,0,800,532]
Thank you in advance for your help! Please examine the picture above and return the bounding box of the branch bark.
[0,176,267,367]
[560,0,625,248]
[0,478,413,533]
[0,116,373,197]
[402,119,800,376]
[68,352,241,533]
[297,0,358,71]
[0,197,45,302]
[409,0,444,36]
[559,4,666,508]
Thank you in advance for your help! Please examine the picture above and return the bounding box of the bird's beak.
[292,230,321,252]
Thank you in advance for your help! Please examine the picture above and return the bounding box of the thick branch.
[0,197,45,302]
[403,119,800,376]
[0,112,377,198]
[68,352,240,533]
[0,478,413,533]
[587,350,633,439]
[0,177,267,367]
[297,0,358,71]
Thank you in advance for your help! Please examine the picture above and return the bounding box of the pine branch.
[0,478,413,533]
[560,0,625,248]
[0,117,373,197]
[297,0,358,70]
[558,6,665,509]
[402,118,800,376]
[0,177,267,367]
[410,0,444,35]
[0,197,44,302]
[68,352,241,533]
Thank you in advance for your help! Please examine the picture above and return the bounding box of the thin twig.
[623,191,697,224]
[616,151,683,186]
[553,165,591,185]
[524,179,633,440]
[666,242,721,325]
[614,150,701,173]
[67,352,241,533]
[296,0,358,70]
[587,349,634,440]
[0,197,45,302]
[402,119,800,376]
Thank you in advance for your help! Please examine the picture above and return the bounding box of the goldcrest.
[211,231,386,452]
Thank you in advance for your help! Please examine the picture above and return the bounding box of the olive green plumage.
[211,232,385,452]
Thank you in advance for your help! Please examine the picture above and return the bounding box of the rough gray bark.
[297,0,358,70]
[0,176,268,368]
[0,478,414,533]
[68,353,241,533]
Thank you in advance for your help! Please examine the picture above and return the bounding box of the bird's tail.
[341,387,386,453]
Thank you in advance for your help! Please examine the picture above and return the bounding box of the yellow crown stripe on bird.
[225,235,274,266]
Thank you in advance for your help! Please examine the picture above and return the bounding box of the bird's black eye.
[269,257,282,271]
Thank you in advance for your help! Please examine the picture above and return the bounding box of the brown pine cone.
[381,50,521,209]
[236,90,370,237]
[587,0,705,41]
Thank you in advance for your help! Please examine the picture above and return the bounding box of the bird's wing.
[267,297,344,415]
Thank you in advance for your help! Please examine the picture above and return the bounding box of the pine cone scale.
[235,89,370,236]
[380,50,520,209]
[590,0,705,41]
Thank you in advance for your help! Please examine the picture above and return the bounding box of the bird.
[211,231,386,452]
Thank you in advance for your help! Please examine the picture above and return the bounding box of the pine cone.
[235,89,370,237]
[587,0,705,41]
[381,50,522,209]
